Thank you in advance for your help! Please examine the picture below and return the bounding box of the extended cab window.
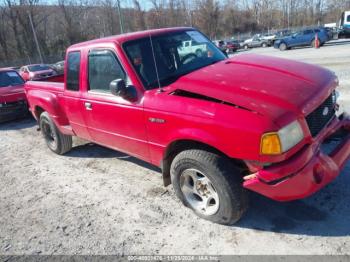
[66,51,81,91]
[88,50,125,93]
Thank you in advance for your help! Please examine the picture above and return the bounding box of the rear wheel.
[39,112,72,155]
[279,43,287,51]
[262,42,267,47]
[311,39,315,47]
[170,149,248,225]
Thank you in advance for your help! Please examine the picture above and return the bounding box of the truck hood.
[0,85,26,103]
[169,54,336,121]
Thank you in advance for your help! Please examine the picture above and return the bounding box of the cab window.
[88,50,125,93]
[66,51,81,91]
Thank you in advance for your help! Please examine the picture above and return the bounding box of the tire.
[262,42,267,47]
[279,42,287,51]
[243,45,249,50]
[39,111,72,155]
[311,39,315,47]
[170,149,248,225]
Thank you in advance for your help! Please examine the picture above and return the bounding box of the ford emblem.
[322,107,329,116]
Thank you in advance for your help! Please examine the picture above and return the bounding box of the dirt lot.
[1,40,350,255]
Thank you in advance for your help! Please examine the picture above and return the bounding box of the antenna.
[149,34,164,93]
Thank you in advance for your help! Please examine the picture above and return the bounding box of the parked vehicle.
[51,61,65,75]
[25,27,350,225]
[272,29,292,44]
[260,33,276,45]
[320,27,335,40]
[274,28,328,51]
[0,68,28,122]
[178,40,207,58]
[339,10,350,38]
[213,40,227,53]
[241,36,270,49]
[225,40,240,53]
[20,64,56,81]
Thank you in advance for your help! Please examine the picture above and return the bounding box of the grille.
[305,94,335,137]
[0,100,27,113]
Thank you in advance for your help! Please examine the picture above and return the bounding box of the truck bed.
[25,74,64,93]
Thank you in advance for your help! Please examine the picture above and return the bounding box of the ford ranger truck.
[24,27,350,225]
[0,68,28,122]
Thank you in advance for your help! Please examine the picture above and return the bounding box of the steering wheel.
[180,53,198,66]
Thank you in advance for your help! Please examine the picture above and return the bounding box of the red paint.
[0,68,28,122]
[20,64,56,81]
[24,28,350,201]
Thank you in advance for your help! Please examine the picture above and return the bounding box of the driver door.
[81,48,149,161]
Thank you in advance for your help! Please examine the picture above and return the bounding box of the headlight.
[260,120,304,155]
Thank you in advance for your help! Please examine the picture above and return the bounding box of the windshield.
[0,71,24,87]
[28,64,51,72]
[123,30,227,89]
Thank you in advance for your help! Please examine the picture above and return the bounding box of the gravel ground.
[1,40,350,256]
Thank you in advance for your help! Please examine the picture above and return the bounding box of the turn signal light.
[260,133,282,155]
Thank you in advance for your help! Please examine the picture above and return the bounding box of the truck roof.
[69,27,193,50]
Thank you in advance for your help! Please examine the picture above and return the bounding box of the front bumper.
[0,101,28,123]
[244,112,350,201]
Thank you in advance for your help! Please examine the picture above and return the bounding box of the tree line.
[0,0,349,66]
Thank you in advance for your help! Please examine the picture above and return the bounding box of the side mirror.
[110,79,137,101]
[110,79,127,97]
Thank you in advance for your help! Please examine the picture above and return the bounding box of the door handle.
[85,102,92,110]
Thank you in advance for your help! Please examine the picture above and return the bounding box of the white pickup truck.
[177,40,207,57]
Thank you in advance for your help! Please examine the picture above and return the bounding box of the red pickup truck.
[0,68,28,122]
[25,27,350,225]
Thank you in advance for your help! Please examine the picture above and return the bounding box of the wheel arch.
[34,105,45,120]
[161,139,248,187]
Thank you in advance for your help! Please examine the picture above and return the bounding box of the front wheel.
[170,149,248,225]
[262,42,267,47]
[39,112,72,155]
[279,43,287,51]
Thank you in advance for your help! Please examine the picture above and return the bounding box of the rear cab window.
[66,51,81,91]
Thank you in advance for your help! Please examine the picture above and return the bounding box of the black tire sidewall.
[40,112,61,154]
[279,43,286,51]
[171,150,247,225]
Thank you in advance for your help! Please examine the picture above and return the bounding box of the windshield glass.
[123,30,227,89]
[28,64,51,72]
[0,71,24,87]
